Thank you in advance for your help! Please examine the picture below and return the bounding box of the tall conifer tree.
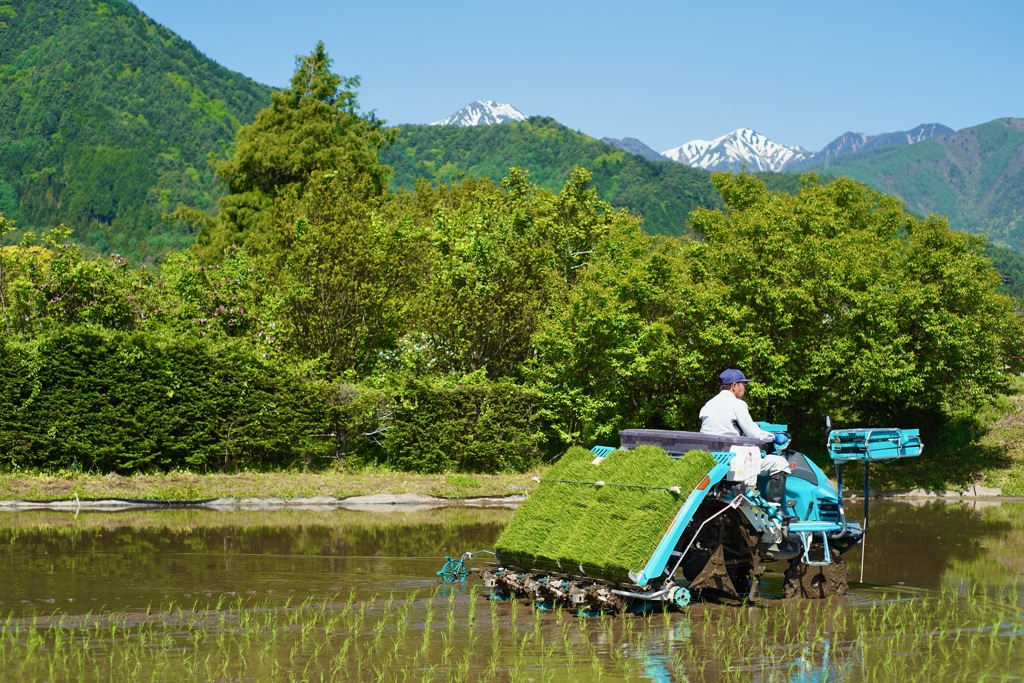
[200,42,393,256]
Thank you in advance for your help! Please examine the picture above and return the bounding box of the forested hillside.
[799,118,1024,252]
[384,120,809,237]
[987,242,1024,300]
[0,0,269,260]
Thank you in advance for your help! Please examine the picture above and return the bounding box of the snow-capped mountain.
[784,123,954,170]
[662,128,808,172]
[431,100,527,126]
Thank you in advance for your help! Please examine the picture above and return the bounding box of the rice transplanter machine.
[438,423,922,612]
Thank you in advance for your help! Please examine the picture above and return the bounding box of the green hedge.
[0,333,556,475]
[0,326,328,473]
[380,376,547,473]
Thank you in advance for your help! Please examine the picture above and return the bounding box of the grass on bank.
[0,465,543,502]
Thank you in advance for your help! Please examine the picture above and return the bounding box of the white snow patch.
[432,100,527,126]
[662,128,809,172]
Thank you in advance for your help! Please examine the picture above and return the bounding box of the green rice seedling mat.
[495,445,717,584]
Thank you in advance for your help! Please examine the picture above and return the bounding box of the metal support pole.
[859,461,869,584]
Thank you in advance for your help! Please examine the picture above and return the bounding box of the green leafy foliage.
[320,382,390,464]
[0,225,164,337]
[530,172,1023,449]
[682,173,1023,430]
[402,168,626,378]
[261,173,425,375]
[7,0,1024,277]
[528,215,691,445]
[158,247,272,342]
[495,446,717,583]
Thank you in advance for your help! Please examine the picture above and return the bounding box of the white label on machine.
[727,446,761,487]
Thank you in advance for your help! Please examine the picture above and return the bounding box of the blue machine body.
[615,423,923,590]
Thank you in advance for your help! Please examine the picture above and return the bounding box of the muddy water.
[0,500,1022,681]
[0,506,513,615]
[2,500,1018,612]
[846,499,1024,593]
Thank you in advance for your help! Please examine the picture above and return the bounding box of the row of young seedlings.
[0,583,1020,681]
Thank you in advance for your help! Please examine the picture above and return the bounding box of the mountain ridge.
[413,103,959,179]
[3,2,1023,262]
[793,117,1024,251]
[600,137,667,163]
[784,123,955,171]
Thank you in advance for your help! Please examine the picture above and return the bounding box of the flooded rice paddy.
[1,500,1022,681]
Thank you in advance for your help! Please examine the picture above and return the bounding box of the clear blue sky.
[132,0,1023,153]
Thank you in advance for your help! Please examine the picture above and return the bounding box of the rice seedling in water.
[1,582,1022,681]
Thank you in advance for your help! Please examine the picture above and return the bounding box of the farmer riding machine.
[440,424,922,612]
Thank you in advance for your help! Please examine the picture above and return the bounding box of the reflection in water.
[4,500,1019,611]
[845,500,1016,591]
[0,507,511,615]
[0,500,1021,681]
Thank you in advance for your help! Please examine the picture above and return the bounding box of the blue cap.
[720,368,751,384]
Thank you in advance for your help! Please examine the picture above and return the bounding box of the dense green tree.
[201,42,394,257]
[159,246,275,346]
[405,172,559,378]
[0,225,164,337]
[263,172,427,375]
[682,173,1023,430]
[531,173,1023,447]
[402,168,627,379]
[5,9,1024,480]
[528,215,686,445]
